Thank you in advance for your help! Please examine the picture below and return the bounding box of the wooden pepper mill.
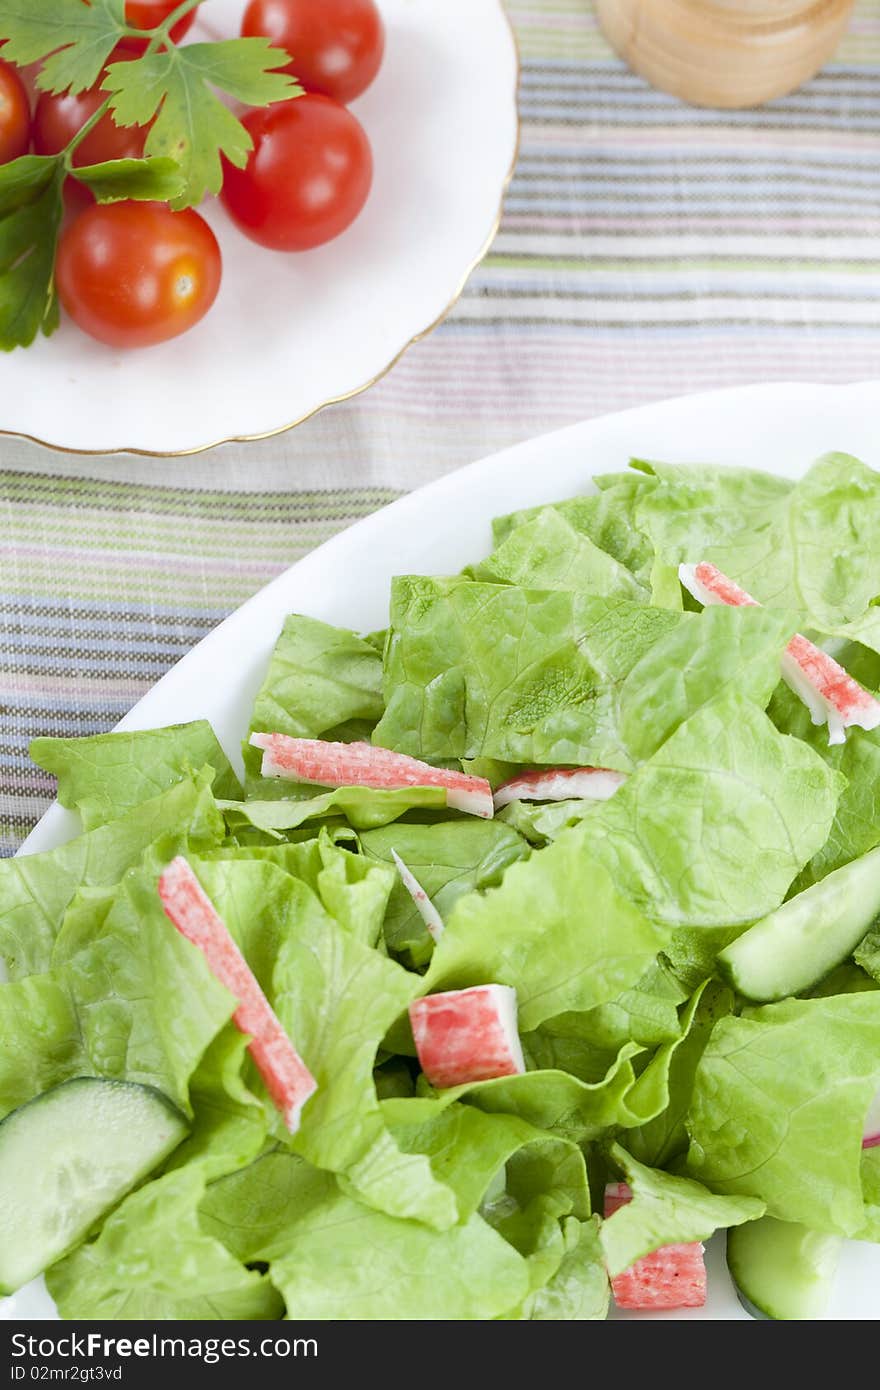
[595,0,856,109]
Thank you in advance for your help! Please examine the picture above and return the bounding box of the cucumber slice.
[0,1077,188,1294]
[727,1216,842,1320]
[718,845,880,1002]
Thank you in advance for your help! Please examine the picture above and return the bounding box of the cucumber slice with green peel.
[727,1217,843,1320]
[0,1078,188,1294]
[717,845,880,1002]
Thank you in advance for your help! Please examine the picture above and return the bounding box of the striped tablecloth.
[4,0,880,853]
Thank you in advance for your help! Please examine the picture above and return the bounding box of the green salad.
[3,452,880,1321]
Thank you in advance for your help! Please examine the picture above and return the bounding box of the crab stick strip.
[158,856,317,1133]
[409,985,526,1090]
[249,733,494,818]
[391,849,444,943]
[493,766,626,810]
[679,561,880,745]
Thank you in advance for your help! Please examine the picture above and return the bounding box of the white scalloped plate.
[7,382,880,1320]
[0,0,517,455]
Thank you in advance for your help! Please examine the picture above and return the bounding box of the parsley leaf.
[74,155,185,204]
[0,157,64,351]
[0,0,128,96]
[103,39,301,208]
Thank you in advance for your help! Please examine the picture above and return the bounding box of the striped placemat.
[4,0,880,852]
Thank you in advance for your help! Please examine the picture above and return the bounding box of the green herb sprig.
[0,0,301,350]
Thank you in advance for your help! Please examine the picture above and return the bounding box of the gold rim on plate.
[3,2,521,461]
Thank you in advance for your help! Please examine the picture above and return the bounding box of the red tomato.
[55,202,222,348]
[241,0,384,104]
[221,94,372,251]
[118,1,196,53]
[33,51,146,167]
[0,58,31,164]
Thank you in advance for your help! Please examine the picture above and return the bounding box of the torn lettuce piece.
[47,1167,282,1321]
[381,1097,589,1225]
[423,830,668,1032]
[360,820,530,966]
[492,475,656,582]
[517,1216,609,1320]
[245,613,384,793]
[599,1144,764,1277]
[0,773,224,979]
[686,993,880,1235]
[636,454,880,632]
[220,785,447,837]
[375,579,679,766]
[200,1150,529,1320]
[525,960,687,1061]
[469,508,645,599]
[190,857,454,1229]
[52,866,235,1115]
[428,1044,656,1144]
[30,721,240,831]
[855,927,880,984]
[627,981,734,1170]
[163,1027,267,1182]
[0,974,82,1120]
[205,830,394,950]
[768,684,880,890]
[375,578,795,773]
[582,692,842,928]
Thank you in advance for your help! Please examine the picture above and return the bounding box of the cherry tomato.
[241,0,384,105]
[33,51,146,168]
[55,201,222,348]
[221,94,372,251]
[118,1,196,53]
[0,58,31,164]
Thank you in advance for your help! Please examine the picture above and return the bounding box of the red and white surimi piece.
[158,856,317,1133]
[604,1183,707,1310]
[863,1086,880,1150]
[409,984,525,1090]
[391,849,444,943]
[493,766,626,810]
[249,733,494,819]
[679,561,880,746]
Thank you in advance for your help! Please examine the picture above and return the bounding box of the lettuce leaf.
[769,684,880,889]
[47,1168,282,1320]
[0,773,224,979]
[360,819,530,965]
[0,973,82,1120]
[583,692,842,927]
[376,578,794,772]
[431,1045,657,1144]
[163,1027,267,1181]
[518,1215,609,1320]
[627,980,734,1169]
[221,785,447,836]
[854,927,880,983]
[599,1144,764,1276]
[245,612,384,793]
[686,993,880,1234]
[470,508,645,599]
[206,830,394,948]
[30,721,240,830]
[424,829,668,1032]
[375,579,679,766]
[492,475,656,581]
[634,454,880,630]
[190,858,455,1229]
[381,1097,589,1224]
[53,866,235,1114]
[200,1150,529,1320]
